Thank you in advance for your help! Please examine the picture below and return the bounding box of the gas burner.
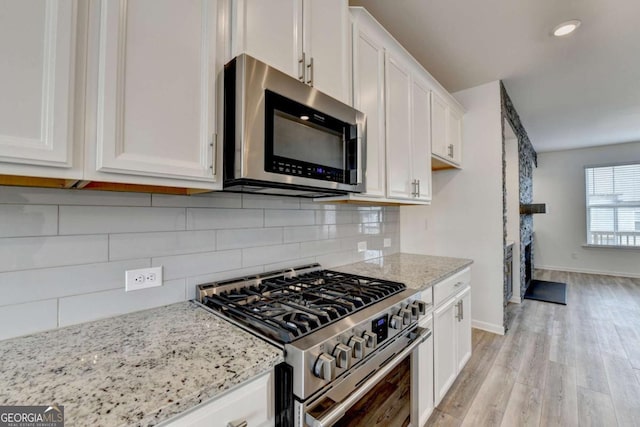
[197,264,407,344]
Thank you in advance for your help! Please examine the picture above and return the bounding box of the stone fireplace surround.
[500,82,537,330]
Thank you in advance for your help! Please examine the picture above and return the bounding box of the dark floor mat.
[524,280,567,305]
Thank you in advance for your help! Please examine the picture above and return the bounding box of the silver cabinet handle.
[210,133,217,175]
[307,56,314,86]
[448,144,454,158]
[416,179,421,197]
[460,299,464,320]
[455,300,461,321]
[227,421,247,427]
[411,179,418,197]
[298,52,306,81]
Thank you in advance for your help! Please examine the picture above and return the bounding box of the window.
[585,163,640,247]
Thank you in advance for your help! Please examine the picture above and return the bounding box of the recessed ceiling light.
[553,20,581,37]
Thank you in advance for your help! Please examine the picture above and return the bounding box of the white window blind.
[585,163,640,246]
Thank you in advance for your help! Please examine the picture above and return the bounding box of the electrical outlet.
[357,241,367,252]
[126,266,163,292]
[384,238,391,248]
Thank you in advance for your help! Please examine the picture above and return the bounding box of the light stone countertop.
[0,301,283,427]
[333,253,473,291]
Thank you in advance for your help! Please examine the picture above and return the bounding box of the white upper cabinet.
[385,51,413,200]
[432,90,463,169]
[231,0,350,104]
[84,0,223,189]
[352,19,386,197]
[0,0,82,180]
[411,76,432,201]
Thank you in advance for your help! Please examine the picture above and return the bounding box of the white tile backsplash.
[0,300,58,340]
[59,206,186,235]
[109,230,216,260]
[0,187,399,339]
[0,205,58,237]
[0,235,108,272]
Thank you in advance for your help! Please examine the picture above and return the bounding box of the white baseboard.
[535,264,640,279]
[472,319,504,335]
[509,295,522,304]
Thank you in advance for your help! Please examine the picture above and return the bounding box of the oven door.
[301,325,431,427]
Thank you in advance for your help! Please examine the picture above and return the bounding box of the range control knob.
[390,314,403,330]
[332,343,352,369]
[399,308,412,325]
[313,353,336,381]
[362,331,377,350]
[347,336,366,359]
[411,300,427,316]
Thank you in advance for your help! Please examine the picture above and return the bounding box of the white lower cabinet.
[162,371,273,427]
[411,314,434,427]
[433,268,471,405]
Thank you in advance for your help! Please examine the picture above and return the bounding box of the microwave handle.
[354,122,364,185]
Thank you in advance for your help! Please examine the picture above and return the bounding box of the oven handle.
[308,326,432,427]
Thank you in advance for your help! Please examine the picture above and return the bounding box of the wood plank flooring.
[426,270,640,427]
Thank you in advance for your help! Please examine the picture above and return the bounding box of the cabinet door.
[430,91,448,160]
[91,0,219,183]
[411,78,432,201]
[165,371,273,427]
[352,23,385,197]
[303,0,350,103]
[456,286,472,371]
[411,315,434,427]
[448,107,463,165]
[434,296,457,405]
[384,51,412,200]
[232,0,302,80]
[0,0,77,172]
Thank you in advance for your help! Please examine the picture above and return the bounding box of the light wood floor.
[426,269,640,427]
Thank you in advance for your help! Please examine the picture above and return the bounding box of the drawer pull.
[454,282,463,287]
[228,420,247,427]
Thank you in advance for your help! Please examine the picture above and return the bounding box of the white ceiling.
[349,0,640,153]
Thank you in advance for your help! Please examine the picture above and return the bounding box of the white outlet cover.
[357,241,367,252]
[384,238,391,248]
[126,266,163,292]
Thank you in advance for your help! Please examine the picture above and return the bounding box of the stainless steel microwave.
[223,54,366,197]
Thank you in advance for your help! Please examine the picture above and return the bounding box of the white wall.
[0,186,400,340]
[401,80,505,334]
[533,141,640,277]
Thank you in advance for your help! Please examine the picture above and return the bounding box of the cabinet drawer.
[163,371,273,427]
[433,268,470,307]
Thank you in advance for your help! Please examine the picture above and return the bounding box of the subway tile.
[59,206,186,235]
[361,222,384,235]
[315,250,359,269]
[0,259,149,306]
[152,192,242,208]
[217,228,283,250]
[186,266,264,300]
[242,194,301,209]
[353,209,382,224]
[315,210,353,225]
[0,205,58,237]
[153,249,242,280]
[328,224,362,238]
[0,235,108,272]
[264,257,316,272]
[283,225,329,243]
[265,209,315,227]
[242,243,301,267]
[300,239,342,257]
[187,208,263,230]
[58,279,186,327]
[0,186,150,206]
[0,300,58,340]
[109,230,215,260]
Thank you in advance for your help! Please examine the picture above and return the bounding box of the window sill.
[582,244,640,251]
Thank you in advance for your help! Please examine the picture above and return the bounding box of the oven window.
[273,110,344,169]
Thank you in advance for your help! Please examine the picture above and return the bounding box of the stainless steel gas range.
[196,264,431,427]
